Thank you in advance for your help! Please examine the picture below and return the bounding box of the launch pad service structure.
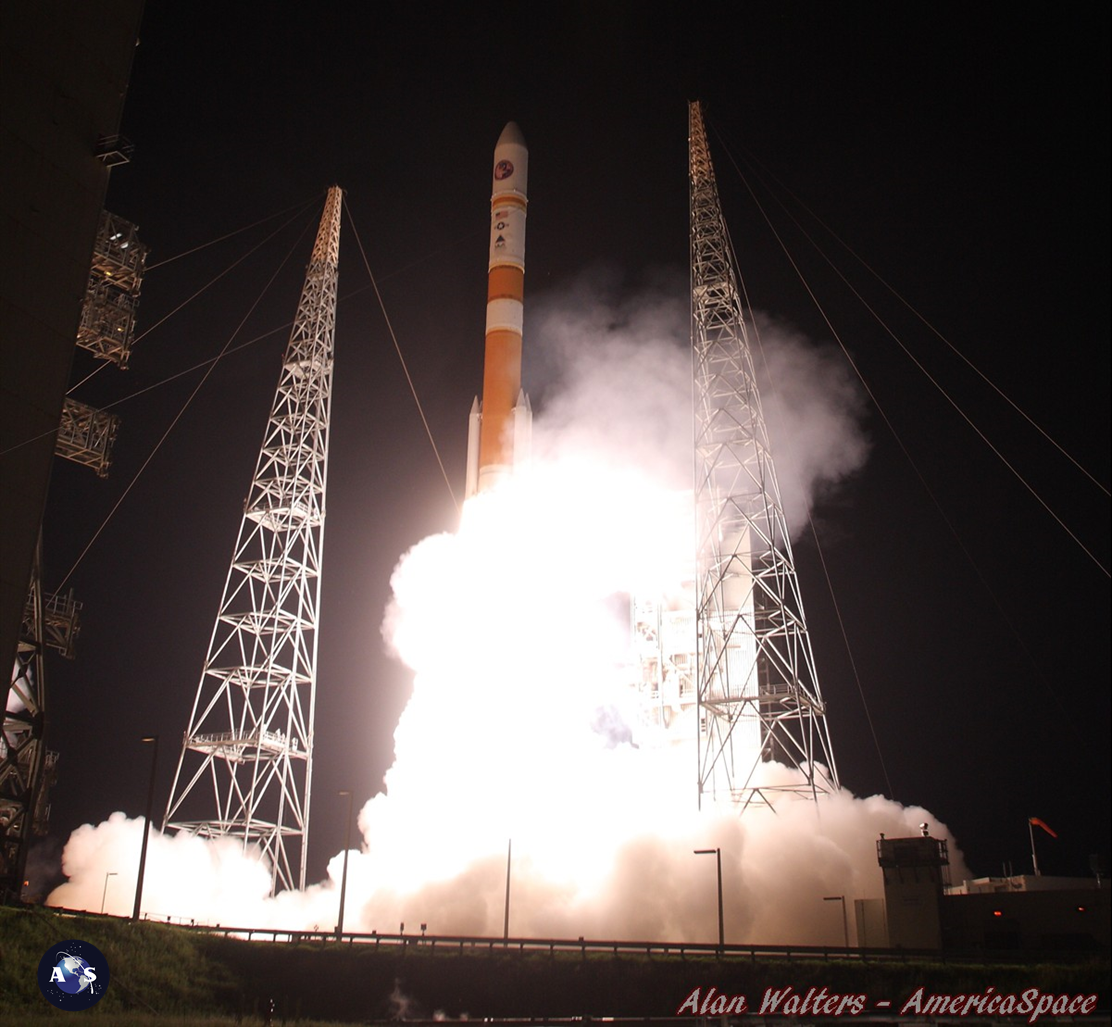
[163,186,343,896]
[627,105,841,816]
[466,122,532,497]
[685,101,838,810]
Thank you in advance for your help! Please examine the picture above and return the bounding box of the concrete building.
[875,832,1108,953]
[944,875,1107,952]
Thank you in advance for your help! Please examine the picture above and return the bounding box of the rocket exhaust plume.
[46,281,963,942]
[46,136,963,945]
[467,122,532,497]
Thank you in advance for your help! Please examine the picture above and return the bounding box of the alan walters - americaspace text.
[676,984,1099,1021]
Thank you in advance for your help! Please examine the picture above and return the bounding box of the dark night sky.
[36,3,1109,895]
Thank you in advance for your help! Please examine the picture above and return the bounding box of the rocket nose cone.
[497,122,526,149]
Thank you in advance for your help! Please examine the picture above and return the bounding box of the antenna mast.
[164,187,342,893]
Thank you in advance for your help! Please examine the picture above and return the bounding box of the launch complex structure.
[153,103,837,899]
[678,102,837,807]
[162,188,342,894]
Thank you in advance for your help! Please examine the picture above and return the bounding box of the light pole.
[824,895,849,948]
[132,735,158,922]
[503,838,512,942]
[694,848,724,952]
[100,872,117,915]
[336,789,354,939]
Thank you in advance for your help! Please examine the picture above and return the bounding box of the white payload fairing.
[465,122,532,498]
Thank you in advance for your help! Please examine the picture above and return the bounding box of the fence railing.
[47,907,1090,965]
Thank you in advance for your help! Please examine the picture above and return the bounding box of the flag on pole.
[1029,817,1058,838]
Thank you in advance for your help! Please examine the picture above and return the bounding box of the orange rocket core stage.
[467,121,530,498]
[479,266,524,471]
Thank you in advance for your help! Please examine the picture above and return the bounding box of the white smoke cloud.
[48,811,340,929]
[47,273,963,945]
[750,313,871,534]
[525,269,693,491]
[526,272,869,534]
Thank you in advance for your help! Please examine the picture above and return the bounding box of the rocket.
[465,122,532,498]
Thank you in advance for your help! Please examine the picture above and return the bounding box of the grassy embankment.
[1,906,1107,1024]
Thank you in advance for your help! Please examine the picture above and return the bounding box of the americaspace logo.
[37,939,110,1010]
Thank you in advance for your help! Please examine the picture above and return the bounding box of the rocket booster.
[466,122,532,498]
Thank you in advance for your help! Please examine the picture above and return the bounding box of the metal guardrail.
[47,908,1102,965]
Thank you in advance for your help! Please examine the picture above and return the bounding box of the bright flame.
[375,458,696,893]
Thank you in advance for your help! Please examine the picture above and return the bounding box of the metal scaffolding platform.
[93,134,134,167]
[76,210,147,366]
[77,276,141,365]
[55,397,120,476]
[40,589,81,660]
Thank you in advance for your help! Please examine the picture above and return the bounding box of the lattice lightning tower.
[688,102,838,810]
[164,187,342,894]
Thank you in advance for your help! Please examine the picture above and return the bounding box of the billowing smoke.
[525,271,870,534]
[47,274,963,944]
[524,269,693,492]
[750,314,871,534]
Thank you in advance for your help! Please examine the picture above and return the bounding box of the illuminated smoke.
[47,277,964,943]
[752,313,871,535]
[525,272,870,533]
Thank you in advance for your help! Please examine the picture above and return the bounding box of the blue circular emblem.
[37,939,110,1010]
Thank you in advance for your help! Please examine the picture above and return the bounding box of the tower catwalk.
[164,187,342,894]
[688,102,838,809]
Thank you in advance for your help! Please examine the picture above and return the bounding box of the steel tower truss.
[1,543,48,903]
[688,103,838,810]
[1,538,69,902]
[164,187,342,894]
